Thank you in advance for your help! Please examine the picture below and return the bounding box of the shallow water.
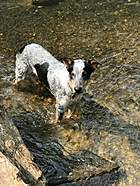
[0,0,140,185]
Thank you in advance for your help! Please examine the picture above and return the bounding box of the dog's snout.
[74,87,82,93]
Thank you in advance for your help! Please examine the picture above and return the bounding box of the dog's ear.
[61,58,71,68]
[61,58,74,69]
[87,59,100,70]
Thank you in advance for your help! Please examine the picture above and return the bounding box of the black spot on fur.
[83,62,95,80]
[34,62,50,88]
[67,61,74,79]
[17,44,28,54]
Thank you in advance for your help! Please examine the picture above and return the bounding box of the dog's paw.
[50,114,61,125]
[65,109,72,119]
[13,79,21,85]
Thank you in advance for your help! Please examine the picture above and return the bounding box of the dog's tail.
[18,44,27,54]
[15,43,30,56]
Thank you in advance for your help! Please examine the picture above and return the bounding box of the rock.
[87,60,140,126]
[0,96,120,185]
[0,101,47,186]
[12,111,120,185]
[0,152,26,186]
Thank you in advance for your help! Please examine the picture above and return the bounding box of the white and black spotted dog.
[14,43,99,123]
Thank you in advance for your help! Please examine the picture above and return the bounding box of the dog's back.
[16,43,59,66]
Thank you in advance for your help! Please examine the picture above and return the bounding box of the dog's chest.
[47,66,72,96]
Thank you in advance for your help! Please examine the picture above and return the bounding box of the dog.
[14,43,99,123]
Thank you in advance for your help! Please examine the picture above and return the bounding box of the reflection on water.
[0,0,140,185]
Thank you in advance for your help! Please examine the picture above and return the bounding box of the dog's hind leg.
[14,54,28,84]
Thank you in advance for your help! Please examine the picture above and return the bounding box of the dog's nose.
[74,87,82,93]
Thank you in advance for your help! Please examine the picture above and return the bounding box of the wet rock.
[12,111,120,185]
[87,60,140,126]
[82,59,140,185]
[0,101,47,186]
[0,152,26,186]
[0,94,120,185]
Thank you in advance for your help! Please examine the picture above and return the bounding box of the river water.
[0,0,140,185]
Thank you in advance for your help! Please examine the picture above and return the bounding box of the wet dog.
[14,43,99,122]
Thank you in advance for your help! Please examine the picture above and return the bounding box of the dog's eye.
[71,72,75,78]
[82,71,87,76]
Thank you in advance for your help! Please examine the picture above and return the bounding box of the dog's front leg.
[55,96,69,123]
[55,104,65,123]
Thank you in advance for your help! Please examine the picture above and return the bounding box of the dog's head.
[62,58,99,94]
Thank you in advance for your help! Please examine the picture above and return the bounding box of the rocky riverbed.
[0,0,140,185]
